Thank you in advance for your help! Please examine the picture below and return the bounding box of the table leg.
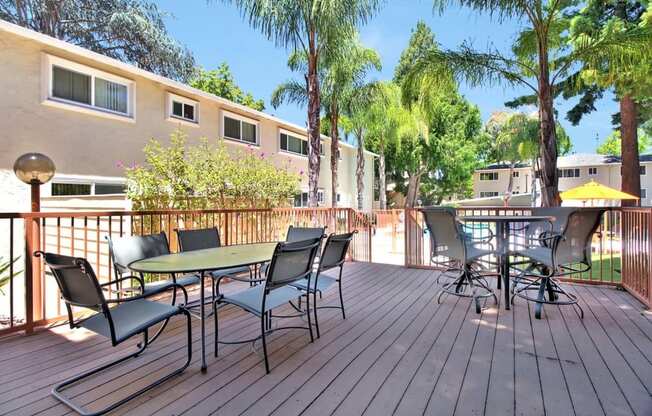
[495,222,511,310]
[200,271,207,373]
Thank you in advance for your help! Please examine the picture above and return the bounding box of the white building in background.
[472,153,651,206]
[0,20,376,213]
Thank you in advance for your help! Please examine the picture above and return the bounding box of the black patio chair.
[107,232,198,343]
[260,225,326,275]
[512,208,605,319]
[289,231,355,338]
[107,232,200,297]
[422,207,498,313]
[36,251,192,416]
[176,227,254,293]
[213,237,322,373]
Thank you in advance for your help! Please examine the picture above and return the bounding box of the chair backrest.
[286,226,326,243]
[107,232,170,277]
[554,208,605,266]
[319,232,355,271]
[421,207,466,262]
[265,238,322,290]
[526,207,576,241]
[177,227,221,252]
[36,252,113,335]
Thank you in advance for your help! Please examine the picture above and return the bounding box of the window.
[44,55,134,119]
[512,171,519,178]
[336,193,341,203]
[293,190,324,207]
[51,182,125,196]
[222,111,258,144]
[280,131,309,156]
[479,172,498,181]
[641,189,647,199]
[280,131,325,157]
[558,168,581,178]
[167,93,198,124]
[641,166,647,175]
[95,183,126,195]
[480,191,499,198]
[52,183,92,196]
[588,167,598,176]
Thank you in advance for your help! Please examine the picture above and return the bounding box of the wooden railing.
[404,206,650,308]
[0,207,373,336]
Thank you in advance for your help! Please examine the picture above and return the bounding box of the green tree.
[485,111,570,205]
[0,0,195,81]
[271,36,381,206]
[365,82,410,209]
[597,129,652,155]
[225,0,383,207]
[405,0,648,207]
[191,63,265,111]
[569,1,652,204]
[125,130,300,209]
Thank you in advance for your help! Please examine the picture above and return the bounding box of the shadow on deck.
[0,262,650,416]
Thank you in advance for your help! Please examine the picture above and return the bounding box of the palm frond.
[270,80,308,109]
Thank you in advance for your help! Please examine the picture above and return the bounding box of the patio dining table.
[129,241,278,372]
[458,215,553,309]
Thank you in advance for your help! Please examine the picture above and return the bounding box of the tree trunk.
[306,29,321,208]
[378,140,387,209]
[620,94,640,206]
[537,41,561,207]
[330,101,339,207]
[531,159,539,207]
[356,129,365,211]
[503,160,516,207]
[405,173,421,208]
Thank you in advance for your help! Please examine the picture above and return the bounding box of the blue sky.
[158,0,616,153]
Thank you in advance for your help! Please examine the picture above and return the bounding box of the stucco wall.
[0,29,376,212]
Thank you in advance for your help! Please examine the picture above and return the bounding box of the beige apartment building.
[473,153,651,206]
[0,20,376,212]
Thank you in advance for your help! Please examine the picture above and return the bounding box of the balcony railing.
[2,205,650,338]
[0,207,373,336]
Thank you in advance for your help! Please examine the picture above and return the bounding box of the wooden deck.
[0,262,651,416]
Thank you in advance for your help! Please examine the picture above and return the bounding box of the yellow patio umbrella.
[560,180,639,204]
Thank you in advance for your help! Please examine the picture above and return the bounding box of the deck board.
[0,263,650,416]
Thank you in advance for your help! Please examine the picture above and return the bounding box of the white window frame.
[279,129,309,157]
[41,54,136,122]
[641,165,647,176]
[221,110,259,146]
[479,172,498,181]
[480,191,499,198]
[588,167,598,176]
[294,189,325,207]
[641,188,647,199]
[166,92,199,126]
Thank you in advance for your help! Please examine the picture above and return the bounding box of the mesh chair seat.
[81,299,179,343]
[514,246,554,269]
[290,273,337,293]
[143,274,200,294]
[466,246,493,262]
[209,265,251,279]
[221,285,303,315]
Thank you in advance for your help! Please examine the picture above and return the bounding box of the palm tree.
[406,0,649,206]
[365,82,413,209]
[271,37,381,207]
[227,0,383,207]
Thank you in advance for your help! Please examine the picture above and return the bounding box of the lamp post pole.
[14,153,55,333]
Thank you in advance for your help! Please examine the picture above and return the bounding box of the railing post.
[225,212,230,246]
[24,216,42,334]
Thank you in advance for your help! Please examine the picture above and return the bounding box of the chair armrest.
[105,283,188,305]
[462,226,495,243]
[100,276,145,293]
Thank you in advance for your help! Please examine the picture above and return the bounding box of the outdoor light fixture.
[13,153,56,212]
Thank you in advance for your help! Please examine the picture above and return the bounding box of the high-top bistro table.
[129,242,278,372]
[458,215,553,309]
